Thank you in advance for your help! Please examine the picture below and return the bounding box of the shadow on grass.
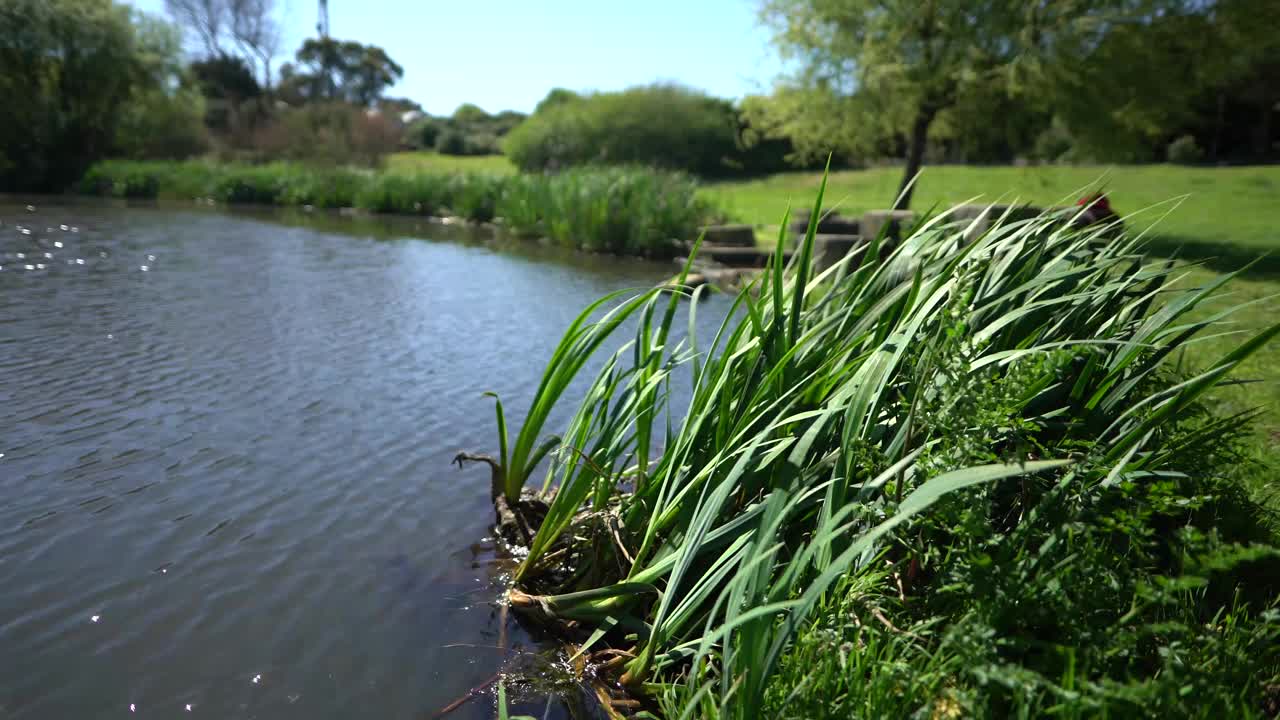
[1145,233,1279,278]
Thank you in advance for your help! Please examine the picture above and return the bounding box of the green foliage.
[189,54,261,103]
[471,181,1279,718]
[353,173,451,215]
[434,128,467,155]
[504,83,741,176]
[277,37,403,107]
[752,0,1280,200]
[758,0,1154,205]
[1168,134,1206,165]
[451,103,490,126]
[0,0,163,191]
[534,87,581,114]
[412,105,525,156]
[407,117,442,149]
[759,323,1280,717]
[78,160,713,256]
[111,12,209,160]
[503,166,713,256]
[113,87,209,160]
[1048,0,1278,162]
[1031,120,1079,164]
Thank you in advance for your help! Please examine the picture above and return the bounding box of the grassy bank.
[473,192,1280,718]
[383,158,1280,259]
[385,151,517,176]
[78,160,714,257]
[704,164,1280,505]
[704,164,1280,265]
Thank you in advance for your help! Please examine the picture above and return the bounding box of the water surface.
[0,200,724,719]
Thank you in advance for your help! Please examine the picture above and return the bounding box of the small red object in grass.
[1077,193,1112,213]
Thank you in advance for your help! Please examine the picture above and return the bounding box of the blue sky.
[127,0,785,115]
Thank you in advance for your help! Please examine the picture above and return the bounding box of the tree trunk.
[894,107,936,211]
[1256,100,1273,160]
[1210,91,1225,163]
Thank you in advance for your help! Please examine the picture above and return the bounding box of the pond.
[0,200,730,719]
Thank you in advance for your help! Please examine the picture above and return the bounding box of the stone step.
[788,211,861,238]
[861,210,916,243]
[699,244,789,268]
[697,224,757,247]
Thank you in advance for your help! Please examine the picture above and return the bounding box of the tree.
[189,54,261,132]
[348,44,403,106]
[279,37,403,106]
[164,0,227,57]
[0,0,147,190]
[759,0,1184,209]
[227,0,279,93]
[114,12,209,159]
[163,0,278,91]
[452,103,490,125]
[534,87,580,114]
[190,54,261,103]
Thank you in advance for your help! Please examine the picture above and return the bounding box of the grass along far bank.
[78,159,712,257]
[385,155,1280,261]
[385,151,517,176]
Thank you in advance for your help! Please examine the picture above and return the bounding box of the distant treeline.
[4,0,1274,196]
[403,105,526,157]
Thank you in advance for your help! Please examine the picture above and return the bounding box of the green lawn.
[386,151,516,175]
[1177,268,1280,503]
[704,165,1280,265]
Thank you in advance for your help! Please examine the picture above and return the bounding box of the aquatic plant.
[78,160,712,257]
[469,173,1280,716]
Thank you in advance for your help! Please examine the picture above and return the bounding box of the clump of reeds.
[78,160,712,257]
[467,173,1280,717]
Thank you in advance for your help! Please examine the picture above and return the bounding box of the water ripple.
[0,200,732,719]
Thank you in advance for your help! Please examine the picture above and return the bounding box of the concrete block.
[698,224,756,247]
[789,211,861,239]
[700,244,786,268]
[811,234,869,273]
[861,210,915,243]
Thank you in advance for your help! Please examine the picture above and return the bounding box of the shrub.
[114,86,210,160]
[251,103,400,167]
[79,161,165,198]
[1168,134,1205,164]
[274,166,367,208]
[434,128,467,155]
[406,117,442,150]
[209,165,286,204]
[503,83,740,176]
[463,132,501,156]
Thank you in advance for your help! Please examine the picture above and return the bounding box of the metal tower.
[316,0,330,38]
